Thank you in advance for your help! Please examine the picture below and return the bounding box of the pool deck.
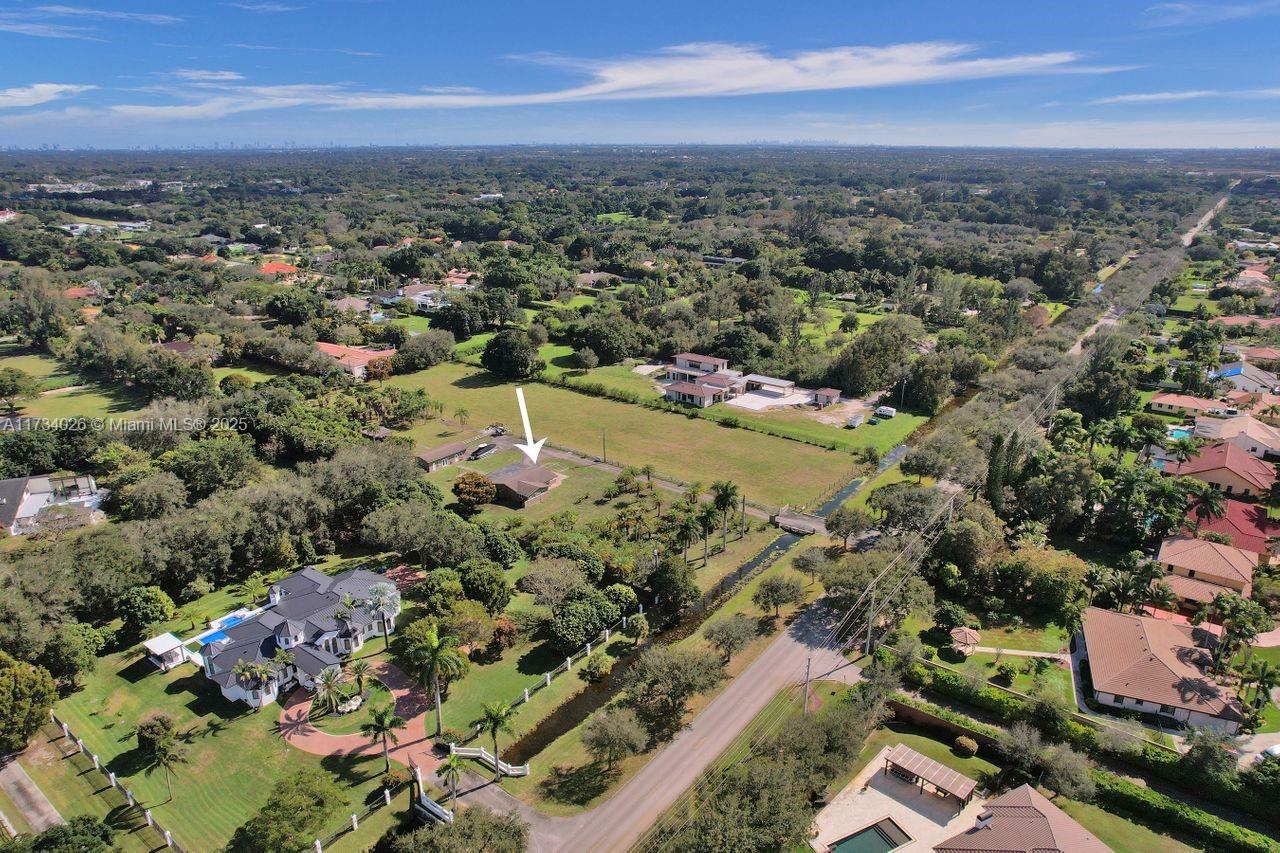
[809,745,986,852]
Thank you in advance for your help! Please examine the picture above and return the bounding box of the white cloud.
[1094,88,1280,104]
[228,3,303,12]
[171,69,245,82]
[0,83,94,109]
[1142,1,1280,27]
[0,16,99,39]
[111,41,1126,120]
[30,5,183,24]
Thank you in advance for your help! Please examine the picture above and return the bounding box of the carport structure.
[742,373,796,396]
[883,743,978,812]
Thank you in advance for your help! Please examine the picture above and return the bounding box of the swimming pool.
[829,818,911,853]
[1168,426,1194,440]
[199,630,229,646]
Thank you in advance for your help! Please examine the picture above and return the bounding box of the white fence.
[449,742,530,777]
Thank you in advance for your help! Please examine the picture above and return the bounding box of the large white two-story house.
[202,568,401,708]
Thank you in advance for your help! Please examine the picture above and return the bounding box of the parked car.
[1255,744,1280,764]
[469,443,498,460]
[487,423,507,436]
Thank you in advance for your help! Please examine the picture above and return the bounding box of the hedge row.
[1091,772,1279,853]
[911,660,1278,827]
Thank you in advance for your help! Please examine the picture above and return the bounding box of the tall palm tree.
[314,665,349,715]
[670,511,700,565]
[1084,419,1112,455]
[147,732,189,802]
[1108,421,1139,457]
[454,407,470,427]
[639,464,655,485]
[236,573,268,605]
[439,752,467,811]
[1189,482,1227,529]
[683,480,705,506]
[361,705,407,773]
[1246,660,1280,710]
[710,480,739,549]
[477,702,516,781]
[696,503,719,564]
[364,582,400,650]
[347,659,372,695]
[271,648,295,683]
[403,624,466,736]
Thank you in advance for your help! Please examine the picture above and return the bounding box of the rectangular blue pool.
[199,630,229,646]
[830,818,911,852]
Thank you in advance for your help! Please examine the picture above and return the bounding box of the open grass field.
[20,382,146,422]
[387,361,856,507]
[212,360,286,385]
[843,463,932,512]
[943,652,1074,703]
[0,343,81,390]
[389,313,433,335]
[596,212,645,225]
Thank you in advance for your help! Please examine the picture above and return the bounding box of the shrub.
[579,650,612,683]
[382,767,410,789]
[1091,772,1275,853]
[953,735,979,757]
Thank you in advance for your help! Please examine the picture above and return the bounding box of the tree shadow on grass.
[515,641,562,677]
[540,760,619,806]
[116,657,157,685]
[320,752,381,789]
[453,372,506,390]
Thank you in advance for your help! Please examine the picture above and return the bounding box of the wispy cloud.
[228,2,303,12]
[30,5,183,24]
[113,41,1126,120]
[0,83,94,109]
[1142,1,1280,27]
[170,69,245,82]
[1094,88,1280,104]
[227,42,380,56]
[0,17,100,39]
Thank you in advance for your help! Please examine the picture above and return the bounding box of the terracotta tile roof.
[1149,392,1218,411]
[1212,316,1280,328]
[1244,346,1280,361]
[61,286,95,299]
[1189,498,1280,554]
[1081,607,1244,721]
[1157,536,1256,585]
[1194,414,1280,448]
[259,261,299,275]
[671,352,726,365]
[935,784,1109,853]
[1160,572,1238,604]
[314,341,396,368]
[1179,441,1277,491]
[665,381,718,398]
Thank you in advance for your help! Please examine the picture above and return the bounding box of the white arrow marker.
[514,386,545,464]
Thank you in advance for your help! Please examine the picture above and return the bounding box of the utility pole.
[601,428,607,464]
[864,584,878,655]
[802,656,812,717]
[739,494,746,538]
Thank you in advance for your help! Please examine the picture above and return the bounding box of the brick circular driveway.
[278,659,440,773]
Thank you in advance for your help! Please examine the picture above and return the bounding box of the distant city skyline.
[0,0,1277,148]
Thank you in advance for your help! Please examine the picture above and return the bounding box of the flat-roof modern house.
[1156,536,1256,612]
[0,473,102,536]
[489,463,566,507]
[314,341,396,380]
[1194,414,1280,458]
[416,441,468,473]
[1078,606,1246,732]
[202,567,401,708]
[668,353,730,381]
[933,784,1109,853]
[1176,441,1278,498]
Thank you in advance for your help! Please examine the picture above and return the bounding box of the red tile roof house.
[1147,391,1221,416]
[313,342,396,380]
[1156,536,1257,614]
[664,380,727,408]
[934,783,1108,853]
[259,261,300,276]
[1174,441,1278,498]
[1189,497,1280,554]
[1079,606,1246,733]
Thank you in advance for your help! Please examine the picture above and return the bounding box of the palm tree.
[1108,421,1139,457]
[477,701,516,781]
[236,573,268,605]
[639,464,655,485]
[314,665,349,715]
[454,407,470,427]
[1189,482,1227,529]
[1246,660,1280,710]
[710,480,739,549]
[271,648,295,682]
[147,732,189,802]
[361,705,407,773]
[1145,580,1179,614]
[403,624,466,736]
[439,752,467,811]
[670,511,700,564]
[1167,436,1200,475]
[364,582,400,650]
[347,659,372,695]
[1084,419,1112,455]
[696,503,719,564]
[682,480,704,506]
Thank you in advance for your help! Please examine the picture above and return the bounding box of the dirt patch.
[813,400,870,426]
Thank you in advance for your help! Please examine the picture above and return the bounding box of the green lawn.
[1056,798,1198,853]
[596,212,644,224]
[901,611,1069,654]
[947,652,1074,704]
[31,649,399,852]
[0,343,81,390]
[212,361,286,385]
[20,382,147,421]
[844,463,932,512]
[389,313,434,335]
[387,361,856,508]
[307,680,394,735]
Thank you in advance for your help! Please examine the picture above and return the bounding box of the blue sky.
[0,0,1277,148]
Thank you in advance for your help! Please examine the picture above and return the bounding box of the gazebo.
[950,626,980,656]
[143,633,189,672]
[883,743,979,812]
